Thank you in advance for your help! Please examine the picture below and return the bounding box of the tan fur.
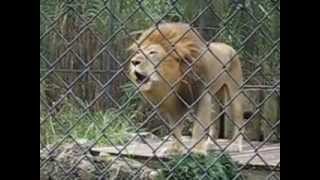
[128,22,244,154]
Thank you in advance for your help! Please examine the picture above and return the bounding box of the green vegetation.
[40,99,135,146]
[40,82,141,146]
[159,152,242,180]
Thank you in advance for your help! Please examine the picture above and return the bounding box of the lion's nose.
[131,60,141,66]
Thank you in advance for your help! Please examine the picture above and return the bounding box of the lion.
[128,22,245,154]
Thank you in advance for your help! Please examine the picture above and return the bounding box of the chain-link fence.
[40,0,280,179]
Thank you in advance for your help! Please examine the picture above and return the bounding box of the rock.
[105,156,155,180]
[129,132,161,144]
[40,142,158,180]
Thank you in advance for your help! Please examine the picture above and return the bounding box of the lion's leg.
[227,87,245,152]
[170,121,184,153]
[205,98,220,151]
[192,93,212,154]
[160,112,184,155]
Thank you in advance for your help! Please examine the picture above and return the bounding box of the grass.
[40,82,142,147]
[40,105,136,146]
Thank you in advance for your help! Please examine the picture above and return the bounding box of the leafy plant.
[160,152,242,180]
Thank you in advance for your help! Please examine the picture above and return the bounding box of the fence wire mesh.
[40,0,280,179]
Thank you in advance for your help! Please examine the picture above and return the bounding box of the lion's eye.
[149,51,157,55]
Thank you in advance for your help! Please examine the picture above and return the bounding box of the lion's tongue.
[135,72,149,84]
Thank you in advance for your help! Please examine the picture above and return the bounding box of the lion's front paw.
[192,142,209,155]
[226,136,244,152]
[159,143,184,156]
[192,147,208,155]
[226,140,244,152]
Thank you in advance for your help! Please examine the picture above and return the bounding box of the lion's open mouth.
[134,71,150,84]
